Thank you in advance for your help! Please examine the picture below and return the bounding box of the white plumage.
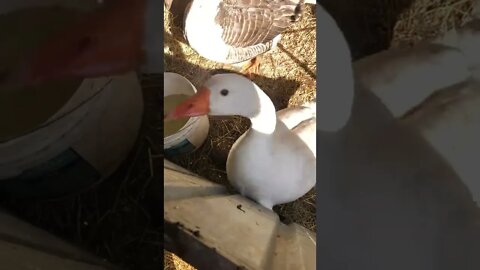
[167,3,351,210]
[184,0,316,65]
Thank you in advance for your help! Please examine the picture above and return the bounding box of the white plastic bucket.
[0,2,143,198]
[0,72,143,197]
[164,72,209,156]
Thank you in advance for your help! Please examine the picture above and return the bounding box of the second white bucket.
[164,72,209,156]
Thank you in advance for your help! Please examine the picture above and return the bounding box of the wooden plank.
[164,165,316,270]
[0,239,109,270]
[165,194,279,269]
[164,159,198,176]
[164,166,227,201]
[271,224,316,270]
[0,209,104,265]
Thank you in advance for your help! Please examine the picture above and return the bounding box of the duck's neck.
[249,87,277,135]
[316,5,354,132]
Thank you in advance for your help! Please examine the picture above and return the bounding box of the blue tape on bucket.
[0,148,101,199]
[165,139,196,156]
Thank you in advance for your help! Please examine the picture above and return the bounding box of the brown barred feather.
[215,0,306,48]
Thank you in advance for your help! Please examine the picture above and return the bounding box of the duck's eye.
[220,89,229,96]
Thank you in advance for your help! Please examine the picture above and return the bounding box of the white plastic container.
[0,1,143,198]
[0,72,143,198]
[164,72,209,156]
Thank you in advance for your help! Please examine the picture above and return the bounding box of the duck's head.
[0,0,162,92]
[165,73,263,120]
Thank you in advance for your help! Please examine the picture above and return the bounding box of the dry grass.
[392,0,476,48]
[165,252,196,270]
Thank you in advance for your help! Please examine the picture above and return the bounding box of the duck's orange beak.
[4,0,145,89]
[165,87,211,120]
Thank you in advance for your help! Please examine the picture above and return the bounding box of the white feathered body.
[226,102,316,209]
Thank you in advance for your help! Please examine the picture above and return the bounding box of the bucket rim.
[164,72,198,93]
[163,71,204,146]
[164,115,202,145]
[0,79,113,144]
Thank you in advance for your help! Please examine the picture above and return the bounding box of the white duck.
[181,0,317,76]
[165,4,352,210]
[166,74,316,209]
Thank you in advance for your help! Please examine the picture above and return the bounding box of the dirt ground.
[0,1,476,270]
